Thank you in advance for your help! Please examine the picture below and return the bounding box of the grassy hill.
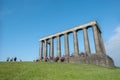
[0,62,120,80]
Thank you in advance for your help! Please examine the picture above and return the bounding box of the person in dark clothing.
[14,57,17,62]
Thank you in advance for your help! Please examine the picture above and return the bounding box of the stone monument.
[39,20,115,67]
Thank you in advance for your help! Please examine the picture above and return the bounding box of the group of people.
[6,52,85,62]
[38,56,65,62]
[37,52,86,62]
[80,52,86,56]
[6,57,18,62]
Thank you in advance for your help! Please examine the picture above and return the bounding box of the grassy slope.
[0,62,120,80]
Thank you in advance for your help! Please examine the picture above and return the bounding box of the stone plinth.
[68,54,115,67]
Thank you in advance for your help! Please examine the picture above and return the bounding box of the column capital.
[72,30,77,33]
[91,24,96,27]
[56,34,61,37]
[64,32,68,35]
[83,27,88,29]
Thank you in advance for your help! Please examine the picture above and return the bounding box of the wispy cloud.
[105,25,120,67]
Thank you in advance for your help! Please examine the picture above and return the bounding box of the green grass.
[0,62,120,80]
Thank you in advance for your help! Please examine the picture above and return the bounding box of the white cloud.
[105,25,120,67]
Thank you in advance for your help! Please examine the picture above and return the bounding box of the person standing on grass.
[14,57,17,62]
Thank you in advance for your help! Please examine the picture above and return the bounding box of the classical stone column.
[98,32,106,54]
[92,25,101,54]
[83,28,91,56]
[73,31,79,57]
[57,36,61,57]
[64,33,69,62]
[44,40,47,58]
[40,41,43,59]
[50,38,54,58]
[48,43,50,58]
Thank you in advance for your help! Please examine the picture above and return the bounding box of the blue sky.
[0,0,120,66]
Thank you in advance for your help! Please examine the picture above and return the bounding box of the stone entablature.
[39,21,101,41]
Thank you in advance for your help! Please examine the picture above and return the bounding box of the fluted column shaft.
[48,43,50,58]
[57,36,61,57]
[50,38,54,58]
[40,41,43,59]
[73,31,79,56]
[64,33,69,62]
[92,25,101,54]
[83,28,91,56]
[98,32,106,54]
[44,40,47,58]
